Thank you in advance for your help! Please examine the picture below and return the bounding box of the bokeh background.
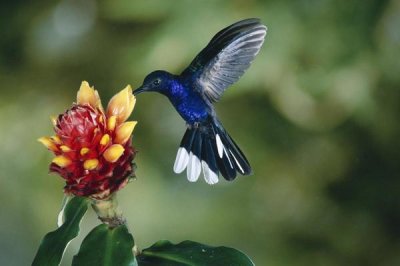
[1,0,400,265]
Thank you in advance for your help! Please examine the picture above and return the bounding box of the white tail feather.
[216,134,224,158]
[202,161,219,185]
[187,152,201,182]
[174,147,189,173]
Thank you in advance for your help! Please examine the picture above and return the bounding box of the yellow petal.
[60,145,71,152]
[80,147,90,156]
[83,159,99,170]
[115,121,137,144]
[100,134,110,146]
[94,90,104,112]
[76,81,103,110]
[38,137,58,152]
[103,144,125,163]
[107,115,117,131]
[51,135,62,144]
[106,85,136,124]
[50,115,57,126]
[52,156,71,167]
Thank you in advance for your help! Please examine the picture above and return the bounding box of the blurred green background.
[1,0,400,265]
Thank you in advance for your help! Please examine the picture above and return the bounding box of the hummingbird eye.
[153,78,161,86]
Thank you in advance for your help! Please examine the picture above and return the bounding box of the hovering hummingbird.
[134,18,267,184]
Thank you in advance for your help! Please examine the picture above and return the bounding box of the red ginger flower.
[39,81,137,199]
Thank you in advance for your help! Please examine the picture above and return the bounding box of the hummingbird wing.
[181,18,267,102]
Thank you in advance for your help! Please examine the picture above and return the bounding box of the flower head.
[39,81,137,199]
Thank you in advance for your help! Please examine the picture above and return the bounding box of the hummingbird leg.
[186,123,193,130]
[187,122,201,130]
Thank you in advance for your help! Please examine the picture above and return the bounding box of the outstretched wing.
[181,18,267,102]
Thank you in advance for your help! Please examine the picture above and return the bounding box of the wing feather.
[182,19,267,102]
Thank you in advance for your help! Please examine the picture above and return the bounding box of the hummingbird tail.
[173,119,252,184]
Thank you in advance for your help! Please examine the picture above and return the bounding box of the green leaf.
[136,240,254,266]
[72,224,136,266]
[32,196,89,266]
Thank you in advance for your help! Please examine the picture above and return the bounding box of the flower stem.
[91,193,125,228]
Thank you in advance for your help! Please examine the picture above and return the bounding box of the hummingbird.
[134,18,267,184]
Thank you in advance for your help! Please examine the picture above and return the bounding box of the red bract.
[39,82,137,199]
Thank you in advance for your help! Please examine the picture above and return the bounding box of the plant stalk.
[91,193,125,228]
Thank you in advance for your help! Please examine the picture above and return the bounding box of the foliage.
[32,197,89,266]
[137,240,254,266]
[72,224,136,266]
[33,196,254,265]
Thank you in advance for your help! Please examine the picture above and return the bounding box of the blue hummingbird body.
[167,78,210,124]
[134,19,267,184]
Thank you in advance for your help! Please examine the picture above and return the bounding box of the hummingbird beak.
[133,85,147,96]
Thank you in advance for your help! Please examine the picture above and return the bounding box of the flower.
[39,81,137,199]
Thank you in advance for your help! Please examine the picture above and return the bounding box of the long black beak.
[133,86,146,96]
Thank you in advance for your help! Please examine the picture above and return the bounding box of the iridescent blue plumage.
[134,18,267,184]
[168,78,210,124]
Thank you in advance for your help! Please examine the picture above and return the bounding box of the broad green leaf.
[32,196,89,266]
[136,240,254,266]
[72,224,136,266]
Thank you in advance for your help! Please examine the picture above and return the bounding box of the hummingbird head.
[133,70,174,96]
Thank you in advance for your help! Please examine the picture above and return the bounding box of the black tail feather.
[217,129,252,175]
[201,137,220,184]
[180,126,197,152]
[174,119,251,183]
[210,123,237,180]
